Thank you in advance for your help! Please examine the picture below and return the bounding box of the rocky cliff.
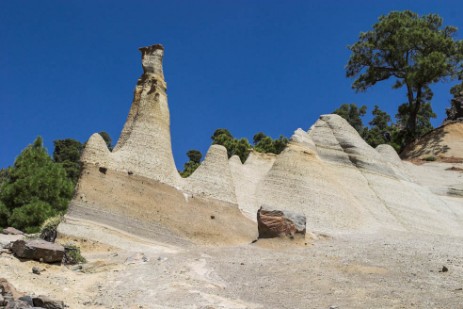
[70,44,463,242]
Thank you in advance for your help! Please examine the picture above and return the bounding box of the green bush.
[0,137,73,232]
[180,150,202,178]
[253,132,288,154]
[64,243,86,264]
[40,215,63,242]
[0,201,10,228]
[423,156,437,161]
[211,129,251,163]
[8,200,55,233]
[53,138,83,184]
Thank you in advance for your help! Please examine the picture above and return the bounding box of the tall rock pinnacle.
[83,44,180,186]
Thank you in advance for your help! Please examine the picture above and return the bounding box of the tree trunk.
[405,85,422,142]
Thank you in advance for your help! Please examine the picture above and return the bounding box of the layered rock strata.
[72,44,463,242]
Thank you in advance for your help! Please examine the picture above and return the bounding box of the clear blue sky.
[1,1,462,169]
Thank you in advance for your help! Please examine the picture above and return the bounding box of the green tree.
[0,168,9,190]
[180,150,202,178]
[186,150,202,163]
[395,102,436,138]
[211,129,251,163]
[333,103,367,133]
[364,106,400,151]
[0,201,9,227]
[53,138,83,184]
[98,131,113,151]
[0,137,74,232]
[346,10,463,143]
[253,132,289,154]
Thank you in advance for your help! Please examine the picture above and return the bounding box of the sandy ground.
[2,217,463,309]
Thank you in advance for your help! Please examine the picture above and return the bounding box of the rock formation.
[11,239,65,263]
[82,44,181,187]
[257,206,306,238]
[70,44,463,243]
[401,121,463,161]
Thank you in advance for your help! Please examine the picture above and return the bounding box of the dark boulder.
[257,206,306,238]
[32,295,64,309]
[11,240,64,263]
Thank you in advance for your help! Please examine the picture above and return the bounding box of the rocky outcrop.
[2,227,23,235]
[401,121,463,161]
[11,239,65,263]
[80,44,181,188]
[70,44,463,243]
[32,295,65,309]
[184,145,237,204]
[0,278,64,309]
[229,151,276,219]
[257,206,306,238]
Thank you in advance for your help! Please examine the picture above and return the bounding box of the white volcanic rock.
[81,44,181,187]
[73,45,463,242]
[184,145,237,204]
[376,144,401,164]
[314,114,397,177]
[248,115,463,236]
[80,133,111,167]
[229,151,276,219]
[255,130,373,234]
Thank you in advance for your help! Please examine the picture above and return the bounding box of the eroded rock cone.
[257,206,306,238]
[11,239,65,263]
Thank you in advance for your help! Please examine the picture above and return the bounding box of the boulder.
[2,227,24,235]
[11,239,65,263]
[32,295,64,309]
[257,206,306,238]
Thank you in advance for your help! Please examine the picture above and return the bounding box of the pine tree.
[0,137,74,232]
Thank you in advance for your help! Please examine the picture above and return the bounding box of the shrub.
[0,201,10,228]
[211,129,251,163]
[63,243,86,264]
[423,156,437,161]
[40,215,63,242]
[8,201,55,233]
[0,137,73,232]
[253,132,288,155]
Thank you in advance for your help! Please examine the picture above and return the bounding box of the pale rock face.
[184,145,237,204]
[229,151,276,219]
[80,133,111,167]
[314,114,396,177]
[255,129,373,233]
[401,121,463,160]
[74,45,463,240]
[81,44,181,187]
[376,144,401,164]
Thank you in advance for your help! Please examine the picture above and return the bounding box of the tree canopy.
[53,138,83,184]
[253,132,288,155]
[98,131,113,151]
[332,104,367,133]
[0,137,74,232]
[346,10,463,144]
[211,129,251,163]
[333,103,401,152]
[179,150,202,178]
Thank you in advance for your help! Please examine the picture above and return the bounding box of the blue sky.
[1,1,462,169]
